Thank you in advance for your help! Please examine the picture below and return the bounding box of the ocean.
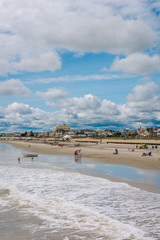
[0,143,160,240]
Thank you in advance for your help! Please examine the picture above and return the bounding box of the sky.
[0,0,160,132]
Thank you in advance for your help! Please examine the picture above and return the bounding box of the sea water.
[0,143,160,240]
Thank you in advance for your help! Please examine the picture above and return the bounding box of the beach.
[2,138,160,171]
[0,141,160,239]
[0,141,160,240]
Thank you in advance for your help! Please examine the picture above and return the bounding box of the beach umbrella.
[63,135,71,139]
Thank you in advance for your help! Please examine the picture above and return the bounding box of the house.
[154,128,160,137]
[53,123,70,135]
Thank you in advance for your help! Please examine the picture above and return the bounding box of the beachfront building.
[53,123,71,136]
[146,128,155,137]
[143,129,150,137]
[154,128,160,137]
[39,131,54,137]
[129,130,137,137]
[137,127,145,137]
[84,129,97,137]
[67,131,76,138]
[105,130,113,137]
[121,128,130,137]
[96,130,106,137]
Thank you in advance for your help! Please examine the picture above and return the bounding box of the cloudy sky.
[0,0,160,132]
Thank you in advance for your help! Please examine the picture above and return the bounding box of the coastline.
[1,138,160,193]
[1,139,160,240]
[1,138,160,171]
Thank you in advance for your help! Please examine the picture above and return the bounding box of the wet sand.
[1,138,160,171]
[1,138,160,193]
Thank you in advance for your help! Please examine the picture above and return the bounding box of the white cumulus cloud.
[1,81,160,131]
[36,88,67,99]
[127,82,160,111]
[0,0,158,75]
[111,54,160,75]
[13,52,61,72]
[7,102,32,114]
[0,79,30,96]
[61,94,101,112]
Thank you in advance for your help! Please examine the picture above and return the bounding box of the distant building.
[84,130,97,137]
[53,123,70,135]
[96,130,106,137]
[154,128,160,137]
[143,129,150,137]
[129,130,137,137]
[39,131,54,137]
[120,128,130,137]
[67,131,76,137]
[146,128,154,137]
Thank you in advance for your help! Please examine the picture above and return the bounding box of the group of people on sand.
[113,145,154,157]
[142,152,152,156]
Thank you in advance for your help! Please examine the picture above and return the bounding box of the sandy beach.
[1,140,160,239]
[1,138,160,171]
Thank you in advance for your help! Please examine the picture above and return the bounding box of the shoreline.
[1,139,160,193]
[2,138,160,171]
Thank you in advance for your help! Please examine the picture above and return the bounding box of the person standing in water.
[74,149,82,163]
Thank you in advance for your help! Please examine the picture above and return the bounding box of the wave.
[0,164,159,239]
[0,188,10,196]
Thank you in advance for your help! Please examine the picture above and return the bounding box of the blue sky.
[0,0,160,132]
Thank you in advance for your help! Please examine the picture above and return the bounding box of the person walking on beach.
[17,157,20,163]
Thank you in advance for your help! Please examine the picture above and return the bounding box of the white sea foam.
[0,163,159,240]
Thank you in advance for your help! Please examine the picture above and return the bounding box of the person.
[142,153,146,156]
[74,149,82,163]
[115,149,118,154]
[113,149,118,154]
[17,157,20,163]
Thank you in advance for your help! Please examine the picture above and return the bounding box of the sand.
[1,138,160,193]
[1,138,160,171]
